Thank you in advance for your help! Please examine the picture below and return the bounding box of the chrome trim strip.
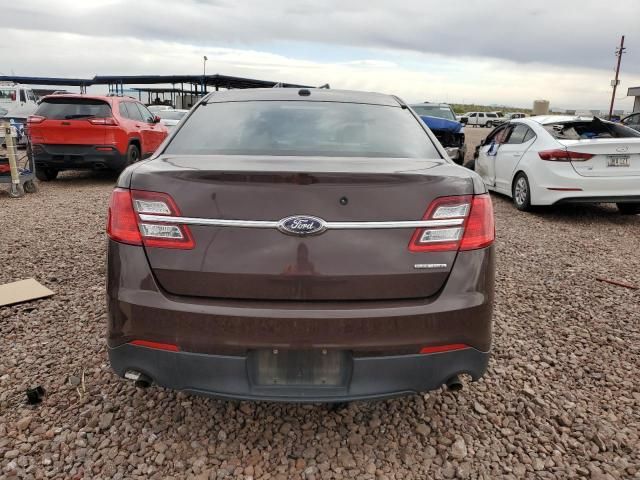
[138,214,464,229]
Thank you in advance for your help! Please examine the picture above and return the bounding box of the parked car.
[106,88,495,402]
[27,95,168,181]
[148,105,173,113]
[156,109,189,131]
[410,103,466,164]
[621,112,640,132]
[459,111,500,128]
[473,116,640,213]
[0,82,39,145]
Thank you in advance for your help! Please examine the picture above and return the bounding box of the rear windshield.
[544,118,640,140]
[36,98,112,120]
[410,105,456,122]
[165,101,441,158]
[0,88,16,103]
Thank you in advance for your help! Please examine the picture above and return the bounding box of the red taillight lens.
[460,194,495,251]
[106,189,195,249]
[27,115,45,124]
[409,194,494,253]
[107,188,142,245]
[89,117,118,126]
[538,149,593,161]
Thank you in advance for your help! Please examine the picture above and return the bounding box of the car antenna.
[318,84,330,89]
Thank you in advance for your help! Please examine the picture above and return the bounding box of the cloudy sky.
[2,0,640,111]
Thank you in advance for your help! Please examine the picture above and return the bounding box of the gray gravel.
[1,155,639,479]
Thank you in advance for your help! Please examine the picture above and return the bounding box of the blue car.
[410,103,467,165]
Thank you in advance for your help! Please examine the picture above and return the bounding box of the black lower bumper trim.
[32,144,126,171]
[108,344,489,403]
[554,195,640,205]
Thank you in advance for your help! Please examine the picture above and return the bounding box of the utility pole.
[608,35,626,118]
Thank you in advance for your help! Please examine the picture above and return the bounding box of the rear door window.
[36,98,112,119]
[544,119,640,139]
[0,88,16,103]
[134,103,155,123]
[122,102,144,121]
[506,124,530,144]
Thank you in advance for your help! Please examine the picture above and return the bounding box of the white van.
[0,83,39,144]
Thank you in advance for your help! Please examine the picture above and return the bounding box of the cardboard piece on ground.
[0,278,54,307]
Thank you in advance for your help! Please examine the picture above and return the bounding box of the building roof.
[628,86,640,97]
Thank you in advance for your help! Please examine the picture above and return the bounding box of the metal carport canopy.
[0,74,310,89]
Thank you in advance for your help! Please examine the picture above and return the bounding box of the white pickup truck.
[0,83,39,145]
[458,111,500,128]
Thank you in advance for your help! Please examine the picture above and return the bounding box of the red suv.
[27,95,169,181]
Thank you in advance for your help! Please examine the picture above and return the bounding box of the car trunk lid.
[558,139,640,177]
[130,155,476,301]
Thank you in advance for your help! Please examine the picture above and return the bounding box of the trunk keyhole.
[339,196,348,206]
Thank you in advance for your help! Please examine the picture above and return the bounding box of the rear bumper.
[108,343,489,402]
[32,144,126,171]
[529,163,640,205]
[106,241,494,400]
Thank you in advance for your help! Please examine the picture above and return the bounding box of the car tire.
[126,144,141,166]
[617,203,640,215]
[486,121,493,128]
[23,180,38,193]
[512,173,532,211]
[35,168,59,181]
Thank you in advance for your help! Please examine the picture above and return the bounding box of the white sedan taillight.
[107,189,194,249]
[409,194,495,252]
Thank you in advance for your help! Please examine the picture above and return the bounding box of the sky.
[1,0,640,111]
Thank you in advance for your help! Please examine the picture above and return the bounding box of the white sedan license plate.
[607,155,630,167]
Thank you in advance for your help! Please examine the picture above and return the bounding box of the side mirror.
[153,115,161,123]
[479,138,486,146]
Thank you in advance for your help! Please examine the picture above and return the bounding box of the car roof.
[40,94,137,104]
[204,88,402,107]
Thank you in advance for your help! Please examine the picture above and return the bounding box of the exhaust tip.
[446,375,463,392]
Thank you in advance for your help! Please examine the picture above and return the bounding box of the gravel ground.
[1,141,639,479]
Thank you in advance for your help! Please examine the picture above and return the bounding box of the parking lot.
[1,130,639,479]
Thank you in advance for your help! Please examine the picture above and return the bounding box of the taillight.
[459,194,495,251]
[89,117,118,126]
[107,189,142,246]
[106,188,195,249]
[409,194,494,252]
[27,115,45,124]
[538,149,593,161]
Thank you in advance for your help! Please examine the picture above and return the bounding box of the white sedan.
[474,116,640,214]
[156,109,189,131]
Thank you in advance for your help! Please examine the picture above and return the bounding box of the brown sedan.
[106,88,495,402]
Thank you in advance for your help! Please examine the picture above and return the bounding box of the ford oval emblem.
[277,215,327,236]
[616,146,629,153]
